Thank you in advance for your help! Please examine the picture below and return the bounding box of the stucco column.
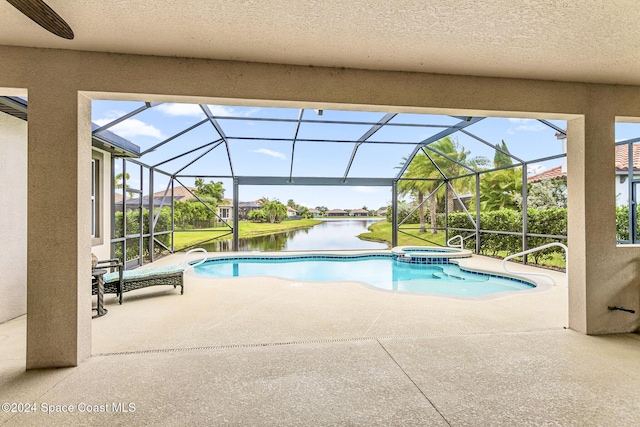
[26,88,92,368]
[0,111,27,323]
[566,111,617,334]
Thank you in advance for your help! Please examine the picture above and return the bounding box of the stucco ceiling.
[1,0,639,85]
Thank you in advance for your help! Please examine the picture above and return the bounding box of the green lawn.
[173,219,322,250]
[358,221,447,247]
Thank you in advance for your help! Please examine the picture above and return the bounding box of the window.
[91,159,96,237]
[220,208,230,219]
[91,151,104,246]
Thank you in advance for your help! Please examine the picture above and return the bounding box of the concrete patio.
[1,254,639,426]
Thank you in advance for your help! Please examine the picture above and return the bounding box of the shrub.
[386,202,421,225]
[448,208,564,262]
[114,207,171,261]
[248,208,267,223]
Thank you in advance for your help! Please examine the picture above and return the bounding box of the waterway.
[199,218,387,252]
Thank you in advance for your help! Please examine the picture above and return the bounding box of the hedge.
[384,204,639,266]
[447,208,567,264]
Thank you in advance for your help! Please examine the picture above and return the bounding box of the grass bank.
[174,219,322,250]
[358,221,447,247]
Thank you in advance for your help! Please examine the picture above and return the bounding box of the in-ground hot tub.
[391,246,473,264]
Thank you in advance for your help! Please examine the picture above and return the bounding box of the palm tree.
[427,136,490,213]
[398,136,490,234]
[397,152,441,233]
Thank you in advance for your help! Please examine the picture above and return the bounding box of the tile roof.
[152,186,196,201]
[614,143,640,171]
[528,165,566,182]
[528,144,640,182]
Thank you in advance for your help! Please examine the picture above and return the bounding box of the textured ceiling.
[1,0,639,85]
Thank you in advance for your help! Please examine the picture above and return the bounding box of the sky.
[91,100,640,210]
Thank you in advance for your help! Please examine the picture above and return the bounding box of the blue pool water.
[193,255,535,297]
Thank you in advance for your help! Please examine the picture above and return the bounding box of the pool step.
[432,267,489,282]
[432,272,463,281]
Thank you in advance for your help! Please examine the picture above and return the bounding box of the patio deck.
[1,254,639,426]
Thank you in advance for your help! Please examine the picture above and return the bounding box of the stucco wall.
[0,112,27,323]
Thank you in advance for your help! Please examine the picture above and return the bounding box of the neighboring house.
[114,186,195,211]
[115,195,183,211]
[326,209,348,217]
[527,165,566,183]
[376,208,387,217]
[307,209,322,217]
[528,131,569,184]
[350,209,369,217]
[614,144,640,205]
[286,206,298,219]
[238,200,262,220]
[527,143,640,206]
[217,199,233,222]
[159,190,232,223]
[154,186,197,202]
[117,190,234,229]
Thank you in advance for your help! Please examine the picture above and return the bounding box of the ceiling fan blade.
[6,0,74,40]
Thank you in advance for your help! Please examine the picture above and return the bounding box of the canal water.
[199,218,387,252]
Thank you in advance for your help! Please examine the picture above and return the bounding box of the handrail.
[181,248,208,272]
[501,242,568,286]
[447,235,463,249]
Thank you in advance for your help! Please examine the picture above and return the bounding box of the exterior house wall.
[614,174,640,206]
[218,205,232,222]
[0,112,27,323]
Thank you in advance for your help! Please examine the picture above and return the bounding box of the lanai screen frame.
[393,118,567,258]
[92,101,568,266]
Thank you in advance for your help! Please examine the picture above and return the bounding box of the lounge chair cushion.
[103,265,184,284]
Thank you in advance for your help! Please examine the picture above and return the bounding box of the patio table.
[92,268,108,318]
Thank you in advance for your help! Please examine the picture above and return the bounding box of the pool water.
[194,255,535,297]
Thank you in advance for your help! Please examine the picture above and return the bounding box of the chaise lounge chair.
[92,249,207,304]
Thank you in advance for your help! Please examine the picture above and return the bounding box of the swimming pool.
[193,254,536,297]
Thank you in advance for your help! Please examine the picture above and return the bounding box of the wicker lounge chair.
[91,259,182,304]
[92,249,207,304]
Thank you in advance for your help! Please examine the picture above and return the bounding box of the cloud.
[353,186,378,193]
[252,148,286,159]
[156,103,205,118]
[507,118,545,134]
[208,105,262,117]
[155,103,262,119]
[95,110,165,139]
